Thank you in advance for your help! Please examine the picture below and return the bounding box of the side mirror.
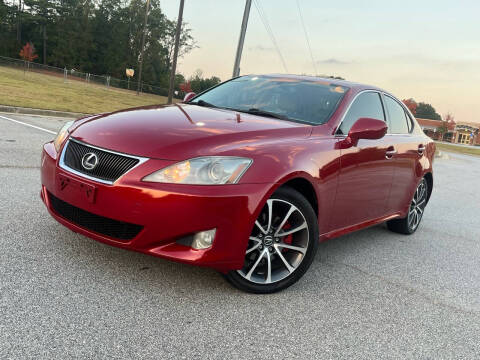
[344,117,388,147]
[183,92,196,102]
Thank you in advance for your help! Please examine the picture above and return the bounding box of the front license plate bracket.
[57,173,97,203]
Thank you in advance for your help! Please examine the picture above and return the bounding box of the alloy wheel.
[237,199,309,284]
[408,179,427,231]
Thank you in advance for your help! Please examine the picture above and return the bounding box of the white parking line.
[0,114,56,135]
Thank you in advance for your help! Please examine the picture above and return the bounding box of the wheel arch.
[277,177,319,216]
[424,172,433,203]
[251,173,320,222]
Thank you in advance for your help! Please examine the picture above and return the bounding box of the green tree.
[189,69,221,93]
[48,0,96,69]
[0,0,197,90]
[416,102,442,120]
[23,0,57,64]
[89,0,131,75]
[0,0,20,56]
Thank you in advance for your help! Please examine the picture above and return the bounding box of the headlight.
[142,156,252,185]
[53,120,74,152]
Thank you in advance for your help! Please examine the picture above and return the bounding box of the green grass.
[0,65,170,114]
[435,142,480,156]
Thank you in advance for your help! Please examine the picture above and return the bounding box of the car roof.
[247,73,386,93]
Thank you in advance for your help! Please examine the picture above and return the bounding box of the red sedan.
[41,75,434,293]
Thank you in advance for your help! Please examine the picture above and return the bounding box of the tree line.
[402,98,443,120]
[0,0,221,93]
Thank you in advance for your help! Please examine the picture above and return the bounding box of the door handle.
[418,144,426,155]
[386,148,397,159]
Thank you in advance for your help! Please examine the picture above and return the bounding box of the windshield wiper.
[190,103,294,122]
[189,99,217,108]
[244,108,289,120]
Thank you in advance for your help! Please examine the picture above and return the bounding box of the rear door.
[330,91,395,230]
[382,94,424,214]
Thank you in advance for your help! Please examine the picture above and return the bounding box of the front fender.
[241,137,341,238]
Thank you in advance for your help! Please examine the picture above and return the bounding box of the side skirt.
[319,212,403,242]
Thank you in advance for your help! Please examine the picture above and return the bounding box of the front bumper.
[41,141,272,272]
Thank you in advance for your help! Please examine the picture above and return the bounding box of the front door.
[330,91,395,230]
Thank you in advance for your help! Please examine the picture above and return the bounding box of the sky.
[161,0,480,124]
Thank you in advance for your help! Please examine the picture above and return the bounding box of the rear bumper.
[41,141,272,272]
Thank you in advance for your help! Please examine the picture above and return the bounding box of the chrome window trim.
[381,92,415,135]
[334,89,384,135]
[58,138,149,185]
[335,133,410,140]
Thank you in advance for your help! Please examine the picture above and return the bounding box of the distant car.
[41,74,435,293]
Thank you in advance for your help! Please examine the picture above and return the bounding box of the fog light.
[192,229,216,249]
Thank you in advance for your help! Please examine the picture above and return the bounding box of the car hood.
[70,104,311,160]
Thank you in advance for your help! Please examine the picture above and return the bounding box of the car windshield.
[190,75,349,125]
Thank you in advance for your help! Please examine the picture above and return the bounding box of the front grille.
[63,139,140,182]
[48,192,143,241]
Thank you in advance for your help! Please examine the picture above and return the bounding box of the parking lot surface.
[1,113,479,359]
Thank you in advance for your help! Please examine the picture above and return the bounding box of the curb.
[0,105,89,119]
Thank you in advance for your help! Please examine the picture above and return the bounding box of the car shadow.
[47,220,404,297]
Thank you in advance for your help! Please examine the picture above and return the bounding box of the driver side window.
[338,92,385,135]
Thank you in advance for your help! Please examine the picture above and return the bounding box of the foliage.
[415,102,442,120]
[437,122,448,135]
[436,115,458,140]
[179,81,192,93]
[402,98,417,115]
[443,113,456,130]
[0,0,18,55]
[313,74,345,80]
[402,98,441,120]
[19,42,38,61]
[327,75,345,80]
[0,0,196,89]
[188,69,221,93]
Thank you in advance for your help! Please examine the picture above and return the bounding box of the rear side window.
[384,96,410,134]
[338,92,385,134]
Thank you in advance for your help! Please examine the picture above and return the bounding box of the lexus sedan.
[41,74,434,293]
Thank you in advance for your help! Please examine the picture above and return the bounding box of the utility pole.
[137,0,151,95]
[167,0,185,104]
[232,0,252,78]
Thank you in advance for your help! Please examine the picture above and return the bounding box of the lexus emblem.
[81,152,99,170]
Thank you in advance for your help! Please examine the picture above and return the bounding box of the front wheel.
[387,177,428,235]
[225,187,319,293]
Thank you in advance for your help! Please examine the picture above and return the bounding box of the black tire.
[225,187,319,294]
[387,177,428,235]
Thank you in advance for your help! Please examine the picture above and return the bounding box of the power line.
[253,0,288,73]
[295,0,317,75]
[254,0,288,72]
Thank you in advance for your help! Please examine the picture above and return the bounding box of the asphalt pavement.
[1,113,479,359]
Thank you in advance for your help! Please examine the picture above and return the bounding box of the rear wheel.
[387,177,428,235]
[226,187,318,293]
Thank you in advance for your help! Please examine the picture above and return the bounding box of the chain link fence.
[0,55,172,97]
